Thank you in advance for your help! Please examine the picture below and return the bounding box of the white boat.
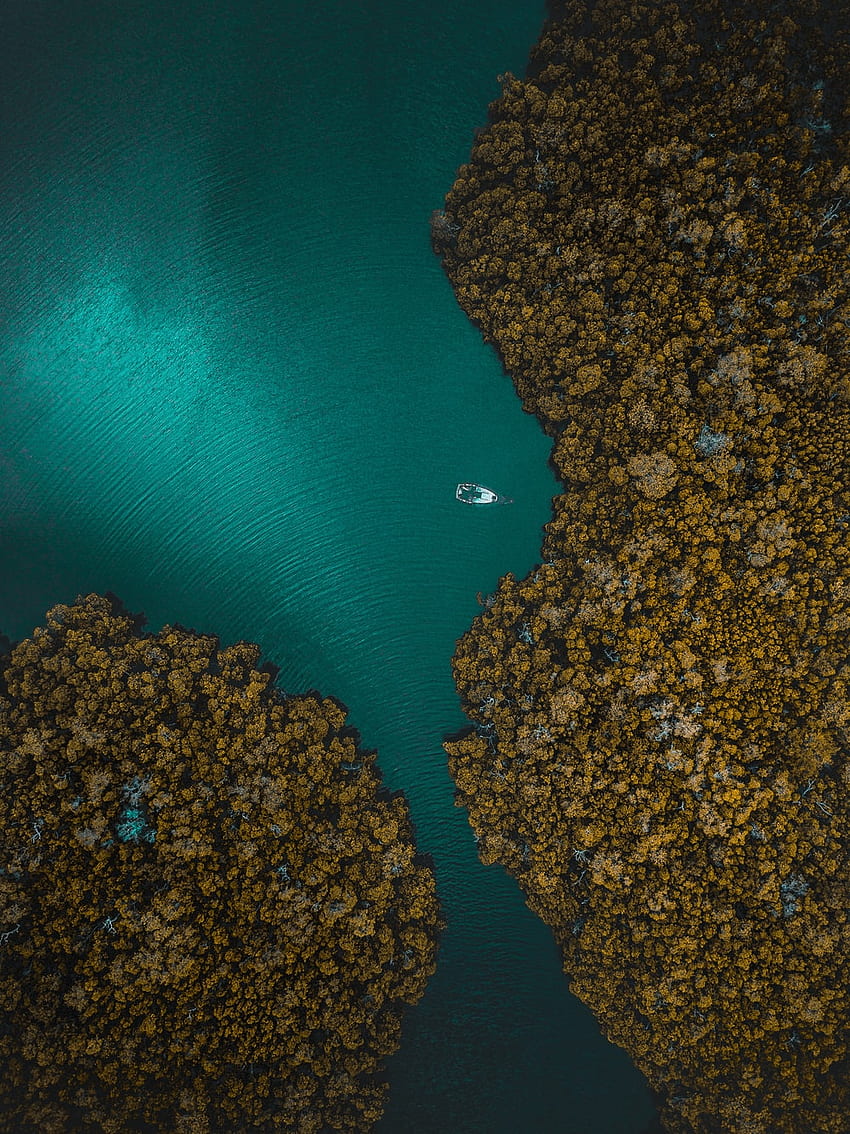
[456,482,513,505]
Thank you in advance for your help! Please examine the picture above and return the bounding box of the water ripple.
[0,1,653,1130]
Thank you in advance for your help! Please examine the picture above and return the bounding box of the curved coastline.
[0,592,441,1132]
[437,1,850,1131]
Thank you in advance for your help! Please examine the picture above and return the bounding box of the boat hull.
[455,482,512,505]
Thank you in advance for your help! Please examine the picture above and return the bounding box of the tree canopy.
[438,0,850,1129]
[0,593,440,1133]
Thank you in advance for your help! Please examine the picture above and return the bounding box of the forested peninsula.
[436,0,850,1130]
[0,594,440,1133]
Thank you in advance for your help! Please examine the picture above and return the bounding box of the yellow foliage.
[0,594,441,1133]
[439,0,850,1130]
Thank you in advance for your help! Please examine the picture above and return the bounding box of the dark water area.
[0,1,655,1130]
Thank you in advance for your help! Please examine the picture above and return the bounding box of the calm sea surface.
[0,1,654,1129]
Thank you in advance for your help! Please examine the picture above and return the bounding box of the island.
[0,593,441,1132]
[436,0,850,1130]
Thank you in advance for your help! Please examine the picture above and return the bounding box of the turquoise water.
[0,1,655,1129]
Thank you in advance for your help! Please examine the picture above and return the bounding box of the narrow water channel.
[0,1,654,1129]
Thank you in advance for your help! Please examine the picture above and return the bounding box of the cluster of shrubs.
[0,594,440,1132]
[438,0,850,1130]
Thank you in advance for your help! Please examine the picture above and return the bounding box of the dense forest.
[0,594,440,1133]
[437,0,850,1130]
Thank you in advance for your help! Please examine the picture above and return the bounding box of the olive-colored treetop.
[438,1,850,1130]
[0,593,440,1133]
